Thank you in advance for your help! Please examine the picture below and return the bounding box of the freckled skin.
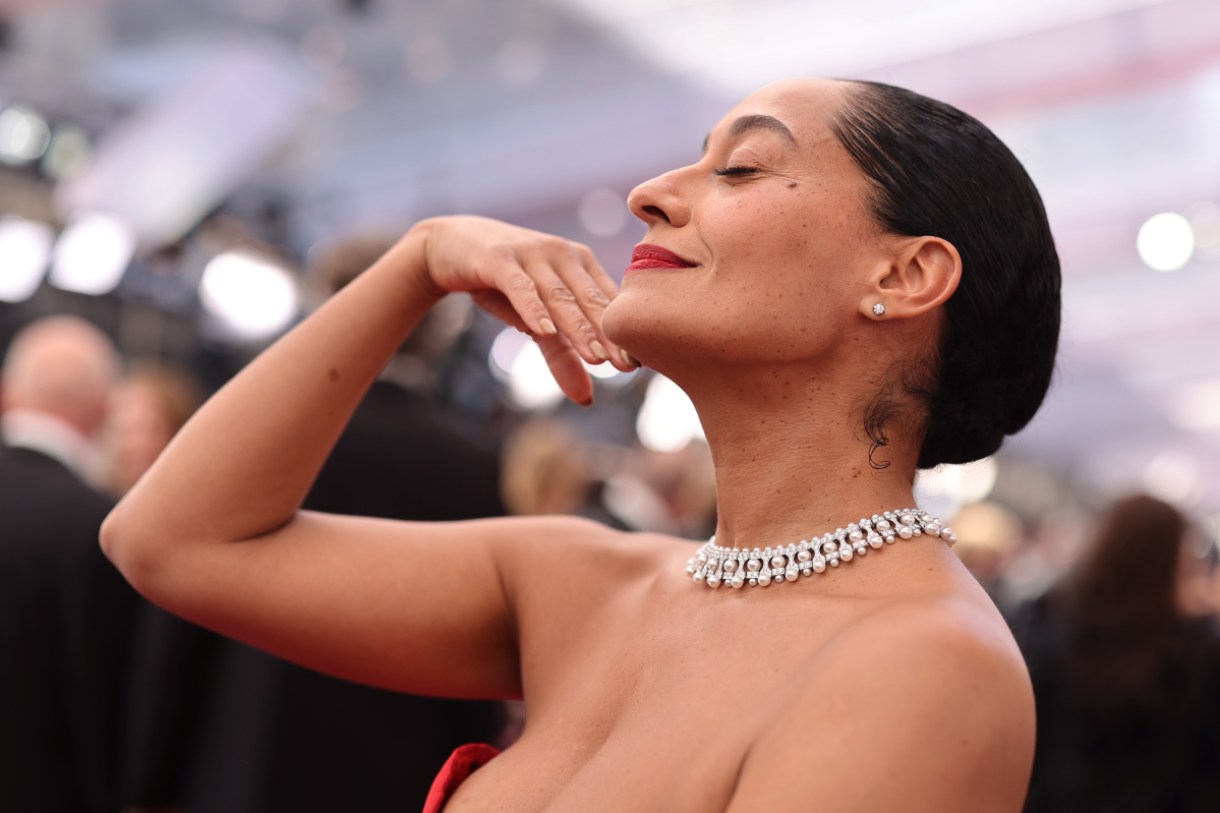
[583,79,1031,812]
[604,84,892,375]
[107,78,1034,813]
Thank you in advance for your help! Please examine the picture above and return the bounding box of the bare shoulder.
[488,514,682,688]
[487,513,673,581]
[730,595,1034,813]
[488,513,677,614]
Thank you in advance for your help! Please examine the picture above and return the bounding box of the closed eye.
[714,166,760,177]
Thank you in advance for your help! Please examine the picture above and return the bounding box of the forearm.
[97,216,624,698]
[103,224,439,564]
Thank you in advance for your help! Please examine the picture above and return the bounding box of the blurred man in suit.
[0,316,134,812]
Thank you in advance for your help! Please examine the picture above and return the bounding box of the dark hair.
[830,80,1061,468]
[1068,494,1187,633]
[1055,494,1200,717]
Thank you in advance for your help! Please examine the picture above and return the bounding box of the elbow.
[100,495,232,611]
[99,500,161,596]
[98,505,124,565]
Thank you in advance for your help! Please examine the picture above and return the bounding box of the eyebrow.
[701,114,797,154]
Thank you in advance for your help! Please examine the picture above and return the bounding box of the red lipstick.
[627,244,695,273]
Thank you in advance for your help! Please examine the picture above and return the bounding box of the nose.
[627,167,691,228]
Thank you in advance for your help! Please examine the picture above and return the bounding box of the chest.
[445,581,866,812]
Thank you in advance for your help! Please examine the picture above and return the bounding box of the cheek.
[704,201,857,307]
[706,186,855,266]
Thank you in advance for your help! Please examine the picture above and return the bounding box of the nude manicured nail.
[538,317,557,336]
[622,351,640,369]
[590,341,609,361]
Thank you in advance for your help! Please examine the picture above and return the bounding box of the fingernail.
[538,317,557,336]
[590,340,609,361]
[622,350,640,368]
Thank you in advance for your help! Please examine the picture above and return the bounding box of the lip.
[626,243,696,273]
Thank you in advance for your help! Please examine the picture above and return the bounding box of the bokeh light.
[915,457,999,519]
[578,188,628,237]
[0,105,52,165]
[636,373,704,453]
[48,213,136,296]
[1136,212,1194,272]
[0,217,54,303]
[488,327,565,410]
[200,252,300,342]
[1141,449,1202,506]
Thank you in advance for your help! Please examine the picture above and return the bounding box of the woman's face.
[602,79,896,369]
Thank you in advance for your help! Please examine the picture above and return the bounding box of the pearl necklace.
[686,508,955,590]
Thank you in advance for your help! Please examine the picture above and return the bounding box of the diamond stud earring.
[872,303,886,317]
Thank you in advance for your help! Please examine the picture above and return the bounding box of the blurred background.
[3,0,1220,533]
[4,1,1220,810]
[0,0,1219,609]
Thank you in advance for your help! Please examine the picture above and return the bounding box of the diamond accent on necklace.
[685,508,955,590]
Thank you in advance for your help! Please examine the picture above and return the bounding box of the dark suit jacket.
[123,381,508,813]
[0,444,136,813]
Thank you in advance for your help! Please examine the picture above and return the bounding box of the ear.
[861,236,961,320]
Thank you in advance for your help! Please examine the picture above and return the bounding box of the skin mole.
[99,78,1059,813]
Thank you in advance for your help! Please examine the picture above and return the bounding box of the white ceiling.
[2,0,1219,509]
[557,0,1176,93]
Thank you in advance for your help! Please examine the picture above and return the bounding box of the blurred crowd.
[2,243,1219,812]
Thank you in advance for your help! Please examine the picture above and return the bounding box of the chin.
[600,295,630,345]
[602,289,658,363]
[602,291,696,376]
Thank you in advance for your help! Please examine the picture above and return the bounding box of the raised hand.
[405,216,635,404]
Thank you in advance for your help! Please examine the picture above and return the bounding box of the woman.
[1015,495,1220,811]
[102,78,1060,812]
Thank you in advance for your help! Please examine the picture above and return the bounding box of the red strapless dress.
[422,743,501,813]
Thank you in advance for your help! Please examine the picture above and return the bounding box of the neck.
[682,364,921,550]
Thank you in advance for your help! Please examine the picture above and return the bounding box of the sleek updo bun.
[830,80,1061,468]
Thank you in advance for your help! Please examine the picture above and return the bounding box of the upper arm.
[728,604,1035,813]
[110,510,608,701]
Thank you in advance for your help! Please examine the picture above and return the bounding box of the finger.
[522,242,635,371]
[568,245,636,372]
[470,290,530,333]
[536,333,594,406]
[577,244,621,303]
[473,289,592,404]
[519,252,611,366]
[489,264,559,339]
